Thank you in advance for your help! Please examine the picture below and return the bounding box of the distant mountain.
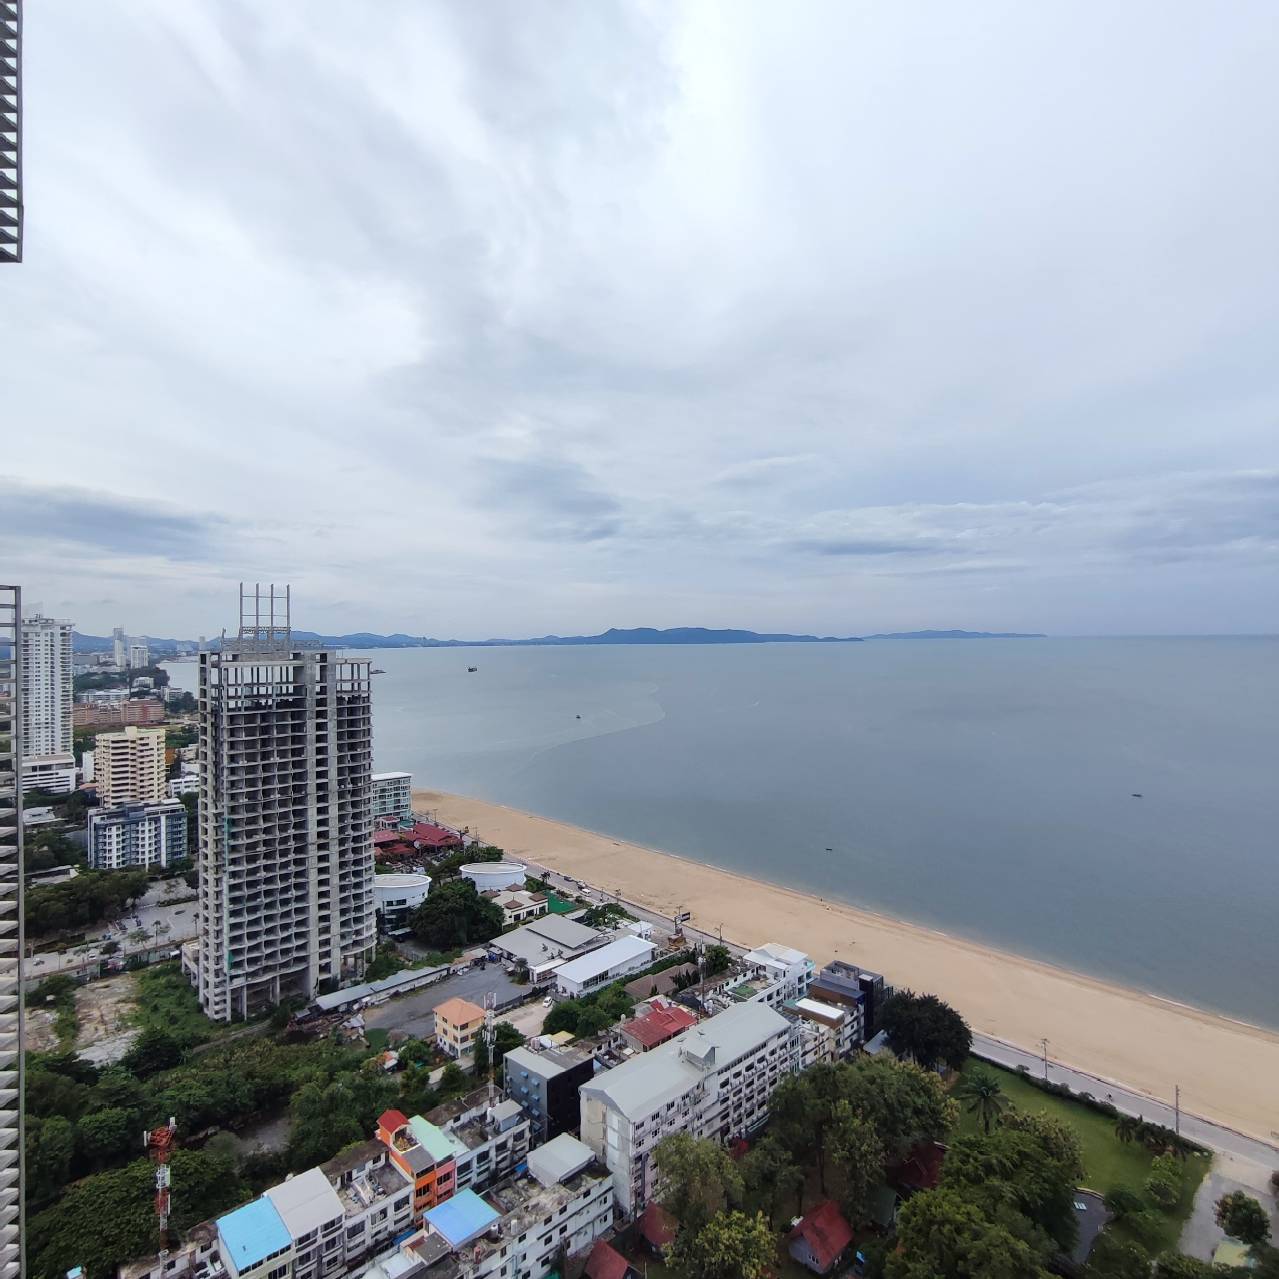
[76,626,862,652]
[866,629,1045,640]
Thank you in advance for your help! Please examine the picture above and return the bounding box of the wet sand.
[415,789,1279,1144]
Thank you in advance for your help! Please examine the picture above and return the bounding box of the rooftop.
[423,1188,501,1249]
[526,1134,595,1187]
[554,935,655,985]
[580,1001,791,1120]
[619,999,698,1049]
[493,914,606,967]
[433,995,486,1026]
[264,1167,344,1239]
[744,941,810,968]
[585,1239,633,1279]
[217,1198,291,1271]
[503,1040,596,1079]
[623,963,698,1001]
[789,1200,854,1273]
[373,873,431,889]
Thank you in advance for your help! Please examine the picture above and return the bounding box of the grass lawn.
[366,1028,390,1052]
[545,891,580,915]
[958,1059,1209,1253]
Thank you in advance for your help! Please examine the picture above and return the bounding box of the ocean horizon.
[167,636,1279,1029]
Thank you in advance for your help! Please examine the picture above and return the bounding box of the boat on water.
[467,666,478,673]
[370,668,386,674]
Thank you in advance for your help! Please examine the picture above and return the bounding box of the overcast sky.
[4,2,1278,637]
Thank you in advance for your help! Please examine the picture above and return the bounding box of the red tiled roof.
[789,1200,853,1274]
[619,1000,697,1049]
[373,830,401,846]
[584,1239,632,1279]
[892,1141,946,1191]
[378,1109,408,1133]
[638,1202,677,1249]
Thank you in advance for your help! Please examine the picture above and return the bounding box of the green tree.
[491,1022,525,1071]
[880,990,973,1072]
[842,1055,958,1161]
[1150,1256,1219,1279]
[76,1107,135,1168]
[1103,1186,1145,1220]
[123,1027,186,1079]
[654,1133,744,1235]
[437,1061,469,1098]
[668,1209,775,1279]
[943,1120,1082,1253]
[25,1115,75,1208]
[573,1004,615,1037]
[1115,1114,1140,1144]
[829,1101,887,1226]
[472,1035,490,1080]
[1084,1233,1151,1279]
[27,1148,246,1279]
[955,1068,1009,1134]
[410,879,504,948]
[740,1134,804,1228]
[704,944,731,975]
[887,1188,1051,1279]
[1215,1191,1271,1246]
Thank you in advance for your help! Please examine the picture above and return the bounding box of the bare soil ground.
[74,972,140,1065]
[25,1006,60,1054]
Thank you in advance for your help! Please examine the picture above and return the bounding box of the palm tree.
[955,1069,1009,1134]
[1114,1114,1139,1144]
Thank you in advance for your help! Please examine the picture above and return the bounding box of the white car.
[542,996,553,1007]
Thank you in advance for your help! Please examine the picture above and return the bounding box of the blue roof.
[218,1197,292,1270]
[423,1188,500,1247]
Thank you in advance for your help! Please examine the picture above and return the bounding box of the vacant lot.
[959,1059,1209,1254]
[74,972,141,1064]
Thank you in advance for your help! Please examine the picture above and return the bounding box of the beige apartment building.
[96,725,166,806]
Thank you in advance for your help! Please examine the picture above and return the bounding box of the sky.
[4,1,1278,638]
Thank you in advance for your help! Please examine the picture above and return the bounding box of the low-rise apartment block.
[579,999,797,1215]
[809,958,889,1038]
[367,1136,614,1279]
[87,799,187,870]
[376,1092,531,1220]
[73,698,165,729]
[321,1141,415,1266]
[264,1167,347,1279]
[503,1040,598,1143]
[433,996,486,1058]
[741,942,815,1006]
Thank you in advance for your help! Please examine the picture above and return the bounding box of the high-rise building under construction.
[1,1,21,264]
[195,586,376,1021]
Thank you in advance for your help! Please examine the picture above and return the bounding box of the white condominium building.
[19,612,75,795]
[95,725,166,806]
[741,942,816,1007]
[579,1000,798,1215]
[195,586,376,1021]
[371,770,413,824]
[87,799,187,871]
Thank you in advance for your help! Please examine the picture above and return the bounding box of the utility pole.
[1040,1038,1050,1081]
[1174,1085,1180,1136]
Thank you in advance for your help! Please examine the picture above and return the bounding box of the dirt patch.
[74,972,140,1065]
[25,1006,60,1054]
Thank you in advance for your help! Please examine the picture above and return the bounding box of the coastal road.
[517,857,1279,1168]
[973,1033,1279,1170]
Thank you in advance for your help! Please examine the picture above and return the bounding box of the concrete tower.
[0,584,25,1279]
[195,585,376,1020]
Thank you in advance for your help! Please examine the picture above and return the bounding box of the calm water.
[169,639,1279,1026]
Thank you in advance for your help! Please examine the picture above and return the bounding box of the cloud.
[4,2,1279,636]
[0,478,226,560]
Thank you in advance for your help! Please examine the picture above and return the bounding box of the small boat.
[1131,793,1143,798]
[575,714,581,719]
[467,666,478,673]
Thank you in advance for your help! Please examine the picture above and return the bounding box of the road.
[520,858,1279,1169]
[25,881,198,982]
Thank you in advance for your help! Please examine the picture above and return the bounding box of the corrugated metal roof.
[554,936,654,985]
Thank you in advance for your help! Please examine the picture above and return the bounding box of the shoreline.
[415,788,1279,1146]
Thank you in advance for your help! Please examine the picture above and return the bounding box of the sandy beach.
[416,788,1279,1145]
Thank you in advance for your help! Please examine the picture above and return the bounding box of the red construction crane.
[145,1117,177,1246]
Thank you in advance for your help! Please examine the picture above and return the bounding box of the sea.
[166,638,1279,1029]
